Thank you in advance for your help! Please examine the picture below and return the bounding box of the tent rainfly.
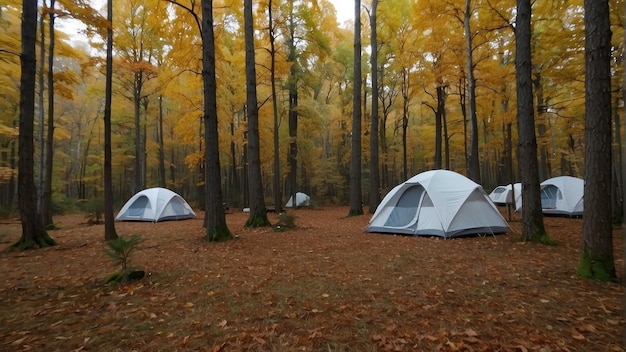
[285,192,311,207]
[116,187,196,222]
[366,170,510,238]
[488,183,521,205]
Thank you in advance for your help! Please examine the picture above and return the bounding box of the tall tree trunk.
[348,0,363,216]
[157,95,166,188]
[243,0,270,227]
[202,0,232,241]
[287,30,298,208]
[132,73,146,193]
[464,0,480,183]
[622,0,626,311]
[401,68,409,180]
[368,0,380,213]
[434,85,443,169]
[11,0,55,250]
[577,0,616,281]
[534,72,549,181]
[229,114,239,205]
[103,0,118,241]
[37,3,45,213]
[268,0,283,213]
[41,0,56,228]
[459,77,468,174]
[515,0,549,243]
[442,89,450,170]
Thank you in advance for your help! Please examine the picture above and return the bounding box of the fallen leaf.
[464,328,478,337]
[11,337,26,346]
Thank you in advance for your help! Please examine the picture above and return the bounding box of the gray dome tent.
[367,170,510,238]
[116,187,196,222]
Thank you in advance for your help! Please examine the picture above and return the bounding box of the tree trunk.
[157,95,166,188]
[434,85,443,169]
[11,0,55,250]
[284,3,299,208]
[103,0,118,241]
[577,0,616,281]
[37,3,45,215]
[243,0,270,227]
[202,0,232,241]
[515,0,549,243]
[268,0,283,213]
[401,68,409,180]
[464,0,480,183]
[442,89,450,170]
[368,0,380,214]
[348,0,363,216]
[41,0,56,229]
[459,77,468,175]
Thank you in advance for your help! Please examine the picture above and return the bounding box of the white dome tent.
[366,170,510,238]
[488,183,521,206]
[116,187,196,222]
[514,176,584,216]
[285,192,311,208]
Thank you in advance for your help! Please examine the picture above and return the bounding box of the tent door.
[128,196,150,217]
[541,185,559,209]
[383,185,426,229]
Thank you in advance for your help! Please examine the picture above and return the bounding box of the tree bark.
[104,0,118,241]
[577,0,616,281]
[37,3,45,216]
[515,0,549,243]
[368,0,380,214]
[41,0,56,229]
[464,0,481,183]
[201,0,232,241]
[268,0,283,214]
[157,95,166,188]
[243,0,270,227]
[348,0,363,216]
[11,0,55,250]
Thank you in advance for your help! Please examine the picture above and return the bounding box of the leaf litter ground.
[0,207,623,351]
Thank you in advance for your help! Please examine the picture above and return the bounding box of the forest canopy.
[0,0,622,212]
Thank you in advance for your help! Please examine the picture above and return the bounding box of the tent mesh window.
[129,196,150,217]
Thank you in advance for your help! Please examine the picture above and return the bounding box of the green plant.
[274,212,297,232]
[104,235,141,271]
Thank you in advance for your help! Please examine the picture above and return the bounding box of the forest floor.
[0,206,624,352]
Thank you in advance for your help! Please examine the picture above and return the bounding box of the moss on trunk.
[6,232,56,252]
[245,215,271,228]
[576,252,616,282]
[207,228,233,242]
[529,232,557,246]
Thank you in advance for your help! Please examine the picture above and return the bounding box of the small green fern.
[104,235,141,270]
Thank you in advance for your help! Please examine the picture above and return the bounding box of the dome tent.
[488,183,521,206]
[366,170,510,238]
[116,187,196,222]
[514,176,584,216]
[285,192,311,207]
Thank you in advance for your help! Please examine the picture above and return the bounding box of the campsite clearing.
[0,207,623,351]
